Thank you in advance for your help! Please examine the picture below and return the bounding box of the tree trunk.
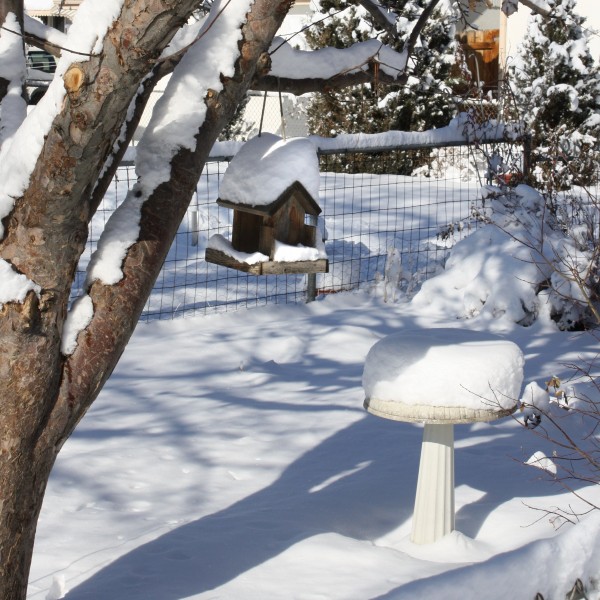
[0,443,57,600]
[0,0,203,596]
[0,1,290,598]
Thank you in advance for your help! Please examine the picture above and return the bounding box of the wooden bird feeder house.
[205,134,328,275]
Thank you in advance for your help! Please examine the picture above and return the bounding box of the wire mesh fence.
[72,139,528,322]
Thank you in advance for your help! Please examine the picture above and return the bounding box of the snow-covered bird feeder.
[362,329,524,545]
[205,133,328,275]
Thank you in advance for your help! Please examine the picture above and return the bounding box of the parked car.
[26,49,56,104]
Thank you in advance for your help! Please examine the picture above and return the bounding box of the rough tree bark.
[0,1,290,598]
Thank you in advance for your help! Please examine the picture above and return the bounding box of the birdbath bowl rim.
[362,328,524,425]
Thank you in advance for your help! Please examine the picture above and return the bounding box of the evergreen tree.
[305,0,468,173]
[509,0,600,190]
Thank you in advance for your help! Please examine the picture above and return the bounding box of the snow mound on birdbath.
[363,329,524,424]
[218,133,319,207]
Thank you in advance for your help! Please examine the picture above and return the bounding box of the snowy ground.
[28,288,600,599]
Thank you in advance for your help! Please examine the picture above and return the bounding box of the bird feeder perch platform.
[205,247,328,275]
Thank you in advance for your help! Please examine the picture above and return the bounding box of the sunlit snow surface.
[29,293,600,600]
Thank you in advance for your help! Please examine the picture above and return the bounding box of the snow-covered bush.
[412,183,599,329]
[412,145,478,181]
[501,0,600,328]
[517,371,600,526]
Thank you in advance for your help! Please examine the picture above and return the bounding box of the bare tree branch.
[354,0,399,42]
[404,0,442,60]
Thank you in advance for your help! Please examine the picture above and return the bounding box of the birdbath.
[362,329,524,544]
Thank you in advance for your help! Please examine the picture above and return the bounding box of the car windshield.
[27,51,56,74]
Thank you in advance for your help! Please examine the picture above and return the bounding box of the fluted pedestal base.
[411,423,455,544]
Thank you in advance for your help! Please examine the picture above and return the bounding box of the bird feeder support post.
[411,423,455,545]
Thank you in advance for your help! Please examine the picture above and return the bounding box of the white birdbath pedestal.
[362,329,524,545]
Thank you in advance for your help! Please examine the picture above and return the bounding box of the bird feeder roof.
[362,329,524,424]
[217,133,320,210]
[218,180,321,218]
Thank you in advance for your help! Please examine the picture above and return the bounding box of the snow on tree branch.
[61,295,93,355]
[0,13,27,149]
[62,0,124,57]
[85,0,254,288]
[354,0,399,42]
[159,12,208,60]
[513,0,552,17]
[269,37,408,80]
[23,13,68,56]
[0,0,125,240]
[0,258,40,309]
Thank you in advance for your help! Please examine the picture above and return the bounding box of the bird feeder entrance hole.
[205,134,328,276]
[362,329,525,545]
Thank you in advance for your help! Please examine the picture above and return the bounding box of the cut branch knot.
[63,66,86,96]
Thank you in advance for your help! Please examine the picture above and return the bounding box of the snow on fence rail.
[72,139,527,321]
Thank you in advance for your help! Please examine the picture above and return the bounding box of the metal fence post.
[523,134,532,181]
[306,273,317,302]
[191,210,199,247]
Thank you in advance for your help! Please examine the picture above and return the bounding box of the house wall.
[24,0,80,26]
[460,0,600,91]
[241,4,313,138]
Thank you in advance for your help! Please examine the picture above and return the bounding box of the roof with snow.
[218,180,321,217]
[217,133,320,209]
